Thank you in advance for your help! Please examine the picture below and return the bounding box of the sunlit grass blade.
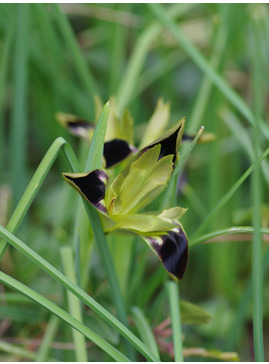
[147,3,269,139]
[0,271,130,362]
[0,137,67,260]
[0,226,159,362]
[61,247,88,362]
[131,306,160,360]
[10,4,29,206]
[166,281,184,362]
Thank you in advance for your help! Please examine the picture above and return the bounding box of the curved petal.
[103,139,137,168]
[62,170,108,213]
[141,227,188,281]
[140,117,185,166]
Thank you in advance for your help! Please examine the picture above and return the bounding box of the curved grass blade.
[0,271,129,362]
[0,226,159,362]
[190,226,269,248]
[191,145,269,238]
[0,137,67,260]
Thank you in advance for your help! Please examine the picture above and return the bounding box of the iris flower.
[59,100,189,280]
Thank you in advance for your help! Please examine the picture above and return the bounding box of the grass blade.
[0,137,67,260]
[0,271,129,362]
[10,4,29,206]
[147,3,269,139]
[61,247,88,362]
[166,281,184,362]
[36,315,60,362]
[191,145,269,238]
[190,226,269,248]
[0,226,159,361]
[51,4,98,110]
[131,306,160,360]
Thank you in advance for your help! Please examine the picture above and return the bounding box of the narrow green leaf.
[85,101,110,171]
[0,137,67,260]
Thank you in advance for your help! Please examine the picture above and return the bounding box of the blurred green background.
[0,3,269,361]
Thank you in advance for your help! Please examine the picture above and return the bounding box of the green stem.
[166,281,184,362]
[36,316,60,362]
[61,247,88,362]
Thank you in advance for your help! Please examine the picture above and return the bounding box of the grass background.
[0,3,269,361]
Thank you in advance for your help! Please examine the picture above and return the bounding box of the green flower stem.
[191,145,269,239]
[0,227,158,362]
[0,137,67,261]
[131,306,160,360]
[82,101,136,360]
[166,281,184,362]
[0,271,129,362]
[61,247,88,362]
[190,226,269,248]
[51,4,98,108]
[36,315,60,362]
[147,3,269,139]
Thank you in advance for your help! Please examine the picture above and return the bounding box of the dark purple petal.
[148,227,188,280]
[63,170,108,213]
[140,119,185,167]
[104,139,137,168]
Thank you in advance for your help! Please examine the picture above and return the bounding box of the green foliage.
[0,3,269,362]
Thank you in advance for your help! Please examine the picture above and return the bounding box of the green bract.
[63,115,189,281]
